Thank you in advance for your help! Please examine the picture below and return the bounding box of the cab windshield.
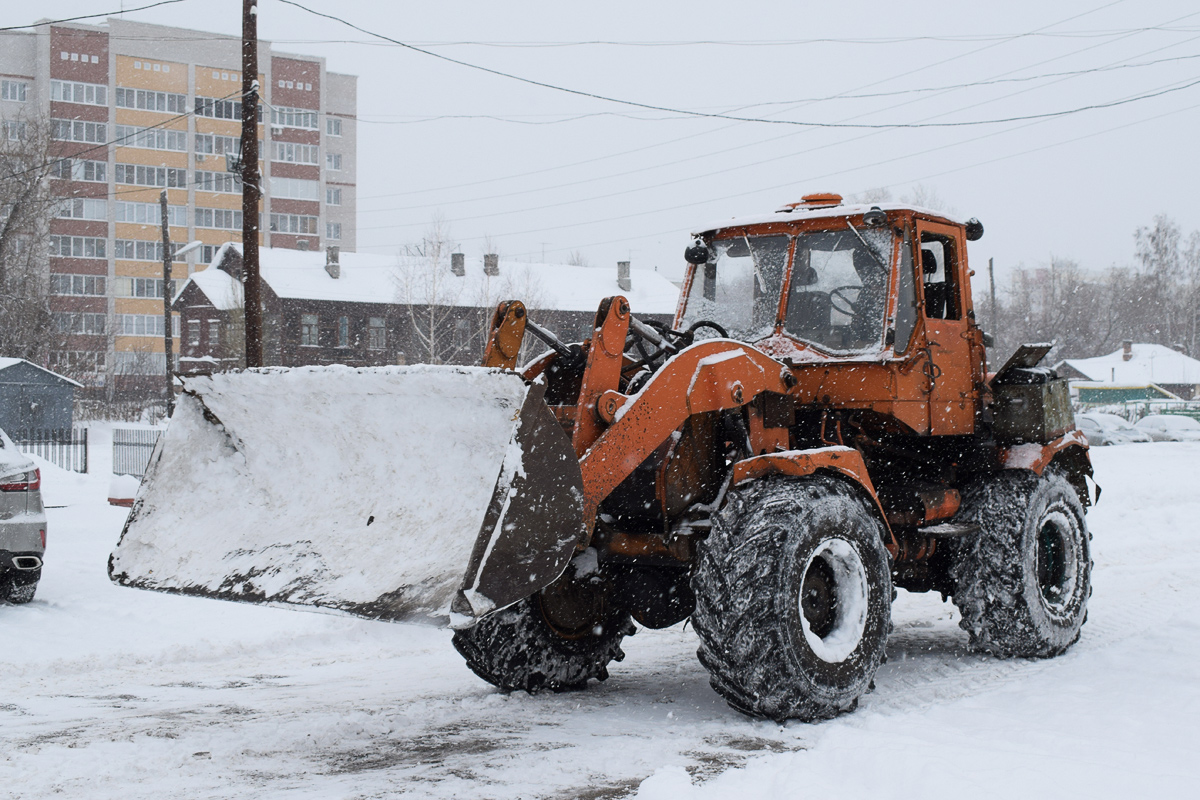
[681,226,895,353]
[784,228,892,353]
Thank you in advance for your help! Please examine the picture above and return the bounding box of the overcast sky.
[27,0,1200,288]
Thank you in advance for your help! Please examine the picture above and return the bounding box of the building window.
[325,152,342,171]
[194,170,240,193]
[270,106,318,130]
[49,350,105,375]
[271,176,320,200]
[51,158,107,183]
[326,117,342,136]
[49,235,106,259]
[195,207,243,230]
[116,200,187,227]
[115,87,187,114]
[52,119,106,143]
[208,320,220,345]
[454,319,470,349]
[337,316,350,348]
[52,313,107,335]
[114,124,187,152]
[50,80,107,106]
[115,163,187,189]
[187,319,201,346]
[50,274,107,296]
[270,213,319,235]
[326,187,342,205]
[195,133,243,156]
[368,317,385,350]
[1,80,28,102]
[300,314,319,346]
[272,141,319,165]
[2,121,27,141]
[56,198,107,220]
[117,314,179,337]
[114,239,183,262]
[196,96,260,121]
[113,277,176,299]
[326,222,342,240]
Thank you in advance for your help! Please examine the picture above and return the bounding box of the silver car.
[0,427,46,604]
[1077,413,1153,445]
[1133,414,1200,442]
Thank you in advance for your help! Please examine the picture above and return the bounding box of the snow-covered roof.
[1055,344,1200,386]
[0,357,83,387]
[692,201,961,236]
[176,245,679,315]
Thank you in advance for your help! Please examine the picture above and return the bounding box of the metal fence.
[12,428,89,473]
[112,428,162,478]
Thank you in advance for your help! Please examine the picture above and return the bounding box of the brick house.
[171,244,680,372]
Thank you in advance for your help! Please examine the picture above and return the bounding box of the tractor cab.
[677,193,988,436]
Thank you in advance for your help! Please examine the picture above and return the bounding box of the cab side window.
[919,232,960,320]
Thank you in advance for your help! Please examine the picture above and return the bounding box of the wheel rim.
[1036,510,1078,611]
[798,538,869,663]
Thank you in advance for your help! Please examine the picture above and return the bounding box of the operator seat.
[785,263,832,341]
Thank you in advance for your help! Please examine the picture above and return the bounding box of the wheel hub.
[797,538,870,663]
[801,556,838,638]
[1037,519,1069,603]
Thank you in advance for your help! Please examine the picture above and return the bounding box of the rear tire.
[950,470,1091,657]
[692,476,892,722]
[3,574,38,604]
[452,577,634,692]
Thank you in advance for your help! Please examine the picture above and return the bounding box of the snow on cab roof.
[176,245,679,315]
[692,201,961,236]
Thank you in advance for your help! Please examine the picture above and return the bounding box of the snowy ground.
[2,443,1198,798]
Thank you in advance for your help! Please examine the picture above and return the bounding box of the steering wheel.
[686,320,730,339]
[829,285,862,318]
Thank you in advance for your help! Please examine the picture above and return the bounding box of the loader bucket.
[108,365,586,628]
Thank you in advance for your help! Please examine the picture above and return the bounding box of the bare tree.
[395,215,468,364]
[566,250,591,268]
[0,114,60,363]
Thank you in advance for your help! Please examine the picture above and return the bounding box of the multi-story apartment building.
[0,18,357,394]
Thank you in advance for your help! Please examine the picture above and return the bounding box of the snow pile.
[108,365,534,625]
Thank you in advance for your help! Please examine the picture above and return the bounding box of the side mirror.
[981,331,995,347]
[684,240,711,265]
[964,218,984,241]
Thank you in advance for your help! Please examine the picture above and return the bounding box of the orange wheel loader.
[110,194,1094,722]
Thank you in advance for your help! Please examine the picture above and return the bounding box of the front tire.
[452,573,634,693]
[950,470,1091,657]
[692,476,893,722]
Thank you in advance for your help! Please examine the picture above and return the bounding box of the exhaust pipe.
[12,556,41,571]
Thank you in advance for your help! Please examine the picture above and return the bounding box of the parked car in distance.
[1077,413,1153,445]
[0,427,46,603]
[1133,414,1200,442]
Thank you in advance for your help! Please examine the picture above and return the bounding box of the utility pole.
[241,0,263,367]
[988,257,997,335]
[159,190,175,417]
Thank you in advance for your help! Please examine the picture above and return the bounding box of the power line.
[279,0,1188,131]
[356,20,1200,220]
[352,51,1200,127]
[356,1,1135,202]
[0,1,187,32]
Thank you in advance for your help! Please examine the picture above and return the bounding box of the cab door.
[916,220,975,435]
